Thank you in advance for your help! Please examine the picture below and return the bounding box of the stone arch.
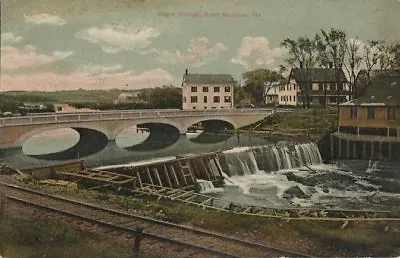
[182,116,237,132]
[111,118,185,139]
[16,123,112,146]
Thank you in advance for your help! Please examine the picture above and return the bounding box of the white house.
[181,69,235,110]
[265,81,281,106]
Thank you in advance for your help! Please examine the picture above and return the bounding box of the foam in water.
[366,160,379,173]
[215,142,325,204]
[196,179,224,194]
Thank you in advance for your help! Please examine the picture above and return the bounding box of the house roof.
[290,68,347,83]
[341,70,400,106]
[183,74,235,85]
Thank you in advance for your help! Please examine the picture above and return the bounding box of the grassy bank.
[242,107,338,141]
[0,215,138,258]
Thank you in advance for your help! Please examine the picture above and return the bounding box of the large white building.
[181,70,235,110]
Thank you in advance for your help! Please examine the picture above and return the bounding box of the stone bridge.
[0,108,282,151]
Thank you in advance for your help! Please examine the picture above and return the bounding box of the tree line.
[0,86,182,114]
[240,28,400,107]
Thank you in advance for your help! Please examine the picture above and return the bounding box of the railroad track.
[0,182,312,258]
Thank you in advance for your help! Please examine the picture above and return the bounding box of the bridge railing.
[0,108,277,127]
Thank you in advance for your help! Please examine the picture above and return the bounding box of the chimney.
[185,68,188,75]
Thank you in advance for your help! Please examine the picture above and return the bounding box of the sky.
[1,0,400,92]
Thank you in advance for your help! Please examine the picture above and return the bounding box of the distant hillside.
[3,89,143,104]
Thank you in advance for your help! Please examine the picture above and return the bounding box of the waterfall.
[222,147,262,176]
[219,142,323,176]
[196,179,223,194]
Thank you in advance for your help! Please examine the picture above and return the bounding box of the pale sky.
[1,0,400,91]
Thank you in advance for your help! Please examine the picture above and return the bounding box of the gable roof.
[290,68,347,83]
[341,70,400,106]
[183,74,235,85]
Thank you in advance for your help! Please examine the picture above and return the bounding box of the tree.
[362,40,380,88]
[281,35,320,68]
[343,38,363,100]
[391,42,400,69]
[375,41,394,71]
[242,69,284,105]
[281,35,320,108]
[316,28,347,109]
[316,28,347,69]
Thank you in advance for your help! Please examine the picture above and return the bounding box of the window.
[203,86,209,92]
[191,96,198,103]
[214,87,220,92]
[204,96,208,103]
[293,96,296,102]
[183,97,186,103]
[224,86,231,92]
[319,83,323,90]
[350,106,357,119]
[367,107,375,119]
[337,83,343,90]
[329,96,336,103]
[388,107,396,120]
[191,87,197,92]
[325,84,330,90]
[289,96,292,101]
[57,107,62,111]
[224,96,231,103]
[213,96,220,103]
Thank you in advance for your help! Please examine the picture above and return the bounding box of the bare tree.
[343,38,363,100]
[316,28,347,109]
[363,40,380,88]
[376,40,394,71]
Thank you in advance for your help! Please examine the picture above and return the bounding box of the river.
[3,127,400,211]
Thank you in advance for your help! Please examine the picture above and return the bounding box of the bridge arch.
[111,118,185,139]
[112,119,182,151]
[18,124,110,160]
[17,123,112,146]
[182,116,238,132]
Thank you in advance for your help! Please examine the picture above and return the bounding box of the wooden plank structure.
[133,183,220,210]
[20,160,85,180]
[20,160,136,189]
[59,169,136,189]
[108,153,224,190]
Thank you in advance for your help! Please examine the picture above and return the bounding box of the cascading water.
[222,147,262,176]
[196,179,224,194]
[219,142,323,176]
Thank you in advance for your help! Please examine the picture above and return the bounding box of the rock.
[283,186,310,199]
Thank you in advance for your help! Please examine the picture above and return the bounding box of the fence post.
[133,227,143,258]
[0,191,5,221]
